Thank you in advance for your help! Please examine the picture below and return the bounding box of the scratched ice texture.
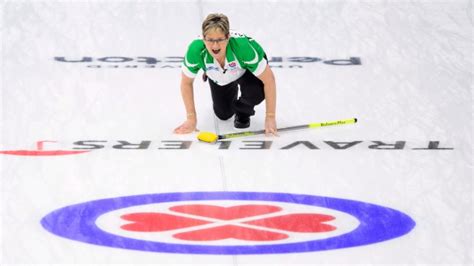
[1,0,472,265]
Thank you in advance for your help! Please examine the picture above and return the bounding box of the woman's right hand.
[173,119,198,134]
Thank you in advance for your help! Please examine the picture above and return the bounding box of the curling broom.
[197,118,357,143]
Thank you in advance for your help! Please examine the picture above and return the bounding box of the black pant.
[208,70,265,120]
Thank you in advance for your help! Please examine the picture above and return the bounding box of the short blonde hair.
[202,13,229,37]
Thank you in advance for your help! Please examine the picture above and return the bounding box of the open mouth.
[212,49,221,55]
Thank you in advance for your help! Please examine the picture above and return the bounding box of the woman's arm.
[174,73,198,134]
[258,65,278,136]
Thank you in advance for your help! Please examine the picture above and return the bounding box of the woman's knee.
[213,106,234,120]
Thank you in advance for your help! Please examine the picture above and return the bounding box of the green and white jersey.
[182,31,267,86]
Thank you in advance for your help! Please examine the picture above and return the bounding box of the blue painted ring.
[41,192,415,254]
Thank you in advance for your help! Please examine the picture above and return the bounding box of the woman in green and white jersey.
[174,13,278,135]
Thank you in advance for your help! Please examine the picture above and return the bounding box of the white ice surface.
[1,0,472,265]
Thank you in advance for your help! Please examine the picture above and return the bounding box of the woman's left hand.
[265,117,279,137]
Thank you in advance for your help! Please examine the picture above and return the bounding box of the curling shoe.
[234,114,250,129]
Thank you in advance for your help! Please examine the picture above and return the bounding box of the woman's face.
[203,29,228,61]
